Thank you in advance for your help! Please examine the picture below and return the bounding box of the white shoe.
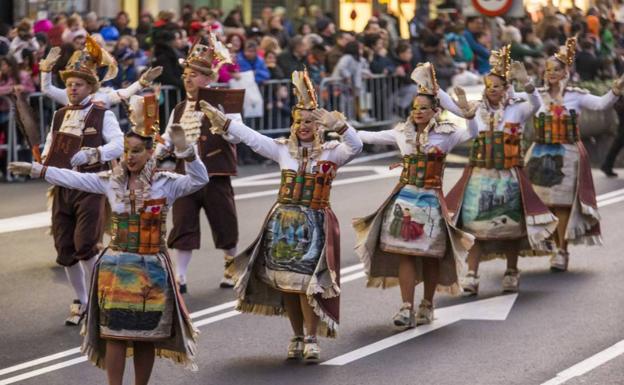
[65,300,87,326]
[461,271,480,296]
[303,336,320,363]
[502,269,520,293]
[287,336,304,359]
[393,302,415,329]
[550,250,569,272]
[415,299,434,325]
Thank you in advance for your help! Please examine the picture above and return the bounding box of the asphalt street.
[1,153,623,385]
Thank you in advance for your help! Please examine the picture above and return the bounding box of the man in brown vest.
[40,37,124,325]
[157,35,239,291]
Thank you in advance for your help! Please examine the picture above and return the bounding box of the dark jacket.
[152,43,184,90]
[575,50,601,81]
[277,50,308,78]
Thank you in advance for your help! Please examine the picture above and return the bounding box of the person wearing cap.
[38,42,162,109]
[201,69,362,362]
[437,45,558,294]
[520,37,624,272]
[9,19,40,64]
[354,63,477,328]
[9,94,207,384]
[27,36,126,326]
[156,34,241,291]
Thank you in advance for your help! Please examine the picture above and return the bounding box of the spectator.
[268,15,289,49]
[153,10,178,31]
[365,33,396,75]
[61,14,87,45]
[223,9,245,36]
[298,23,313,36]
[9,20,40,64]
[115,35,148,69]
[307,43,327,84]
[259,35,281,57]
[152,29,184,90]
[575,38,601,81]
[421,34,456,91]
[393,40,418,110]
[48,14,67,47]
[464,16,490,74]
[502,25,543,62]
[316,17,336,47]
[277,35,309,76]
[33,19,53,36]
[237,40,270,84]
[113,11,134,37]
[136,12,154,50]
[273,7,295,37]
[332,40,372,120]
[601,97,624,177]
[0,24,10,55]
[104,47,139,89]
[445,22,474,65]
[84,12,100,35]
[260,7,273,32]
[265,50,285,79]
[218,34,242,83]
[326,31,354,74]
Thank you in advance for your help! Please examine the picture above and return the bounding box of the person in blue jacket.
[463,16,490,74]
[236,40,270,84]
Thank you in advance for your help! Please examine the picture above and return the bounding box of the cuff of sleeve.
[90,147,102,164]
[335,123,349,135]
[31,163,45,179]
[174,146,196,161]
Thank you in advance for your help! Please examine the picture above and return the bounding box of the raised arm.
[437,88,466,118]
[161,156,209,203]
[115,67,163,102]
[358,128,397,146]
[578,90,618,111]
[327,125,364,166]
[200,100,281,162]
[40,71,70,105]
[100,111,125,161]
[9,162,109,194]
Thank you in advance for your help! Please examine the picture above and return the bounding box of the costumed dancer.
[156,33,241,291]
[9,94,207,384]
[38,41,163,108]
[353,63,477,328]
[438,46,558,294]
[522,37,624,271]
[200,69,363,362]
[38,38,125,325]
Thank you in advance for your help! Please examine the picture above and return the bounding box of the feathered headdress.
[292,69,318,110]
[489,44,511,81]
[410,62,439,96]
[182,32,232,76]
[554,37,577,67]
[60,35,118,86]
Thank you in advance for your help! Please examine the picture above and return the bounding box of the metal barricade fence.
[2,75,406,181]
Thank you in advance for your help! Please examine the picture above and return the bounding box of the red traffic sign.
[471,0,514,17]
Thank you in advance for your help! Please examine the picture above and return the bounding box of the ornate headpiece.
[489,44,511,81]
[554,37,577,67]
[60,35,118,86]
[292,69,318,110]
[127,94,159,140]
[183,32,232,76]
[410,62,439,96]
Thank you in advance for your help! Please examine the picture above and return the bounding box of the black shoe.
[601,165,618,178]
[178,283,187,294]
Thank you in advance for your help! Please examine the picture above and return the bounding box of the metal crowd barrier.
[2,75,407,181]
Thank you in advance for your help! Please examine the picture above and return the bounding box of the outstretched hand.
[509,62,530,86]
[39,47,61,72]
[199,100,229,135]
[453,87,478,119]
[140,66,164,85]
[311,108,347,132]
[8,162,33,176]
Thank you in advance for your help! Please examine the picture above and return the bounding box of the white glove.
[8,162,33,176]
[70,147,100,167]
[453,86,478,119]
[613,73,624,96]
[139,66,164,87]
[39,47,61,72]
[169,124,193,160]
[311,108,347,132]
[199,100,229,135]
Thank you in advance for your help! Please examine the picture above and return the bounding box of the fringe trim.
[365,275,463,296]
[236,301,285,317]
[579,202,601,221]
[307,293,338,339]
[567,234,603,246]
[525,212,558,226]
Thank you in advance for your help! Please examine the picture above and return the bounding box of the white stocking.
[79,256,97,304]
[64,263,88,305]
[224,247,237,259]
[175,249,193,284]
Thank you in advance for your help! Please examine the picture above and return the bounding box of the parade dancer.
[38,43,163,108]
[438,46,558,294]
[9,94,206,384]
[38,37,125,325]
[522,37,624,271]
[353,63,478,328]
[201,69,363,362]
[156,34,241,291]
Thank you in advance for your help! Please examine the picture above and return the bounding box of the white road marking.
[0,265,366,382]
[322,294,518,366]
[540,339,624,385]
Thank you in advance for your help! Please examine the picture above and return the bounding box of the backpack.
[446,33,474,63]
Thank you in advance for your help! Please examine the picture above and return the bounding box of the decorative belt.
[469,127,523,169]
[277,161,337,209]
[533,110,579,144]
[109,203,167,254]
[399,153,445,189]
